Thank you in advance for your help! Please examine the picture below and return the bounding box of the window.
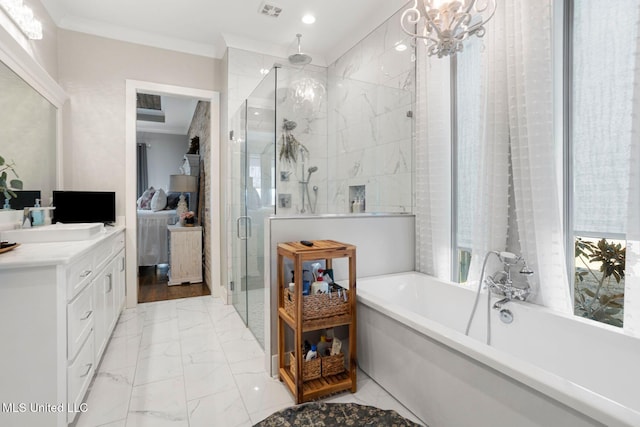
[455,37,483,283]
[569,0,639,326]
[450,1,638,327]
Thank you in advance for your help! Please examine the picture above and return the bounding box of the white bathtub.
[356,272,640,427]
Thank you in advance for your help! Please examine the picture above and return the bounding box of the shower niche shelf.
[276,239,357,404]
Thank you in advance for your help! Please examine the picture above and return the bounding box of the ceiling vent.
[137,93,165,123]
[259,2,282,18]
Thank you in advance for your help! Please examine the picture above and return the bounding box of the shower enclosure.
[230,65,328,348]
[229,27,415,348]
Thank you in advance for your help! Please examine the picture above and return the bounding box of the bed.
[137,209,178,266]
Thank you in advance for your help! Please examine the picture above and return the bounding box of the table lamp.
[169,174,197,225]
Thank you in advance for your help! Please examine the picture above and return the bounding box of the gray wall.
[137,132,189,192]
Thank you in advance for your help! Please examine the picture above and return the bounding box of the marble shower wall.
[226,8,415,219]
[327,8,415,213]
[274,67,328,214]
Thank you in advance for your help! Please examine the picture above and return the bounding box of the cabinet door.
[94,260,115,360]
[104,262,117,337]
[169,229,202,284]
[115,249,126,312]
[93,272,106,360]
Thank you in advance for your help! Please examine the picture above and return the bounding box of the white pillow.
[137,187,155,209]
[150,188,167,211]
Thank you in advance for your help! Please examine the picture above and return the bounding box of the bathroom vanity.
[0,225,125,427]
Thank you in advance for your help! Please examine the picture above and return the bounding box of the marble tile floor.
[72,295,424,427]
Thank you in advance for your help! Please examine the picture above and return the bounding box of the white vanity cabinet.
[0,227,125,427]
[93,241,125,363]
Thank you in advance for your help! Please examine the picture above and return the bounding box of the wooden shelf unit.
[277,240,357,404]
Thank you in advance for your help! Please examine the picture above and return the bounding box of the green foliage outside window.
[574,238,625,327]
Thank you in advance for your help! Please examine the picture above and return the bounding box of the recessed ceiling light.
[254,111,260,116]
[260,68,270,75]
[302,14,316,24]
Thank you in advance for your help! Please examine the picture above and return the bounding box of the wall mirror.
[0,58,57,208]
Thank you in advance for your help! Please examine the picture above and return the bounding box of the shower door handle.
[236,216,251,240]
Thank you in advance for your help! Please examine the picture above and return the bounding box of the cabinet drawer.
[114,231,125,249]
[68,282,94,359]
[67,252,95,300]
[67,332,94,423]
[94,238,114,273]
[95,232,125,273]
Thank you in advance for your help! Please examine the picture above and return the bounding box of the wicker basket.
[284,288,349,322]
[289,352,321,381]
[321,353,345,377]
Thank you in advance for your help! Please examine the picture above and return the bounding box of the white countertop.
[0,225,125,270]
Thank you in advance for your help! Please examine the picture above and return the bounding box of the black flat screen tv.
[53,191,116,225]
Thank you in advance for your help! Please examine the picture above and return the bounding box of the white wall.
[137,132,188,192]
[57,30,223,218]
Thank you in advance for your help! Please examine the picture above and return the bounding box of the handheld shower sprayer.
[300,166,319,214]
[306,166,318,182]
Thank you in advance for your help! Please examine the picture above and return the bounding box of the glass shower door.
[230,101,248,326]
[231,69,277,349]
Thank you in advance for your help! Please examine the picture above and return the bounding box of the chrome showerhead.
[289,34,312,65]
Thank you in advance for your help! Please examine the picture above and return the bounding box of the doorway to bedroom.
[135,92,210,303]
[125,80,221,309]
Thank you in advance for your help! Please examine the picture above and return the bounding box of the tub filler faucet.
[485,253,533,309]
[465,251,534,344]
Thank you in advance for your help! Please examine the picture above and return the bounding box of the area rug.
[254,402,423,427]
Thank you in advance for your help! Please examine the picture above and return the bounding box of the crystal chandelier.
[289,77,326,115]
[0,0,43,40]
[401,0,496,58]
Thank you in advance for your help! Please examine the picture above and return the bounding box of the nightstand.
[167,225,203,285]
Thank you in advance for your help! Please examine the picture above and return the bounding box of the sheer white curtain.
[573,1,636,237]
[506,1,571,312]
[458,1,571,311]
[616,2,640,335]
[461,5,511,283]
[415,31,453,280]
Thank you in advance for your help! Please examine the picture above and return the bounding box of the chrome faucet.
[22,207,31,228]
[485,252,533,309]
[466,250,534,343]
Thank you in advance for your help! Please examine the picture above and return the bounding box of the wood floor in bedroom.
[138,264,210,303]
